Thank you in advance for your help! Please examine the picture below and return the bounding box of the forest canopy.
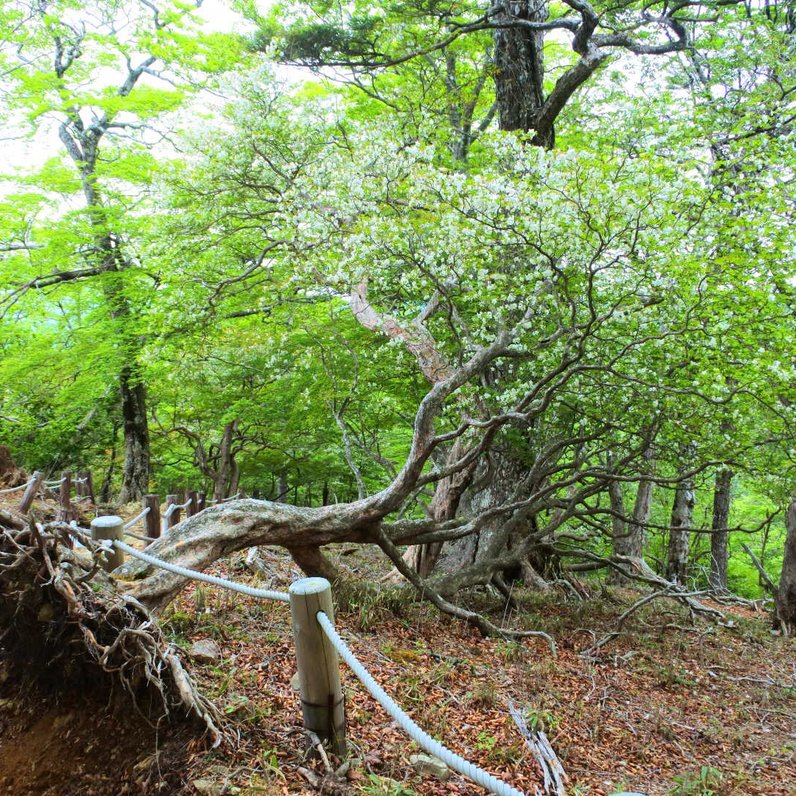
[1,0,795,632]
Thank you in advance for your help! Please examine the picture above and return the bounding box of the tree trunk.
[709,468,733,592]
[666,475,695,585]
[608,476,652,585]
[775,500,796,635]
[492,0,552,146]
[211,421,238,501]
[437,450,541,581]
[117,365,150,503]
[400,439,473,577]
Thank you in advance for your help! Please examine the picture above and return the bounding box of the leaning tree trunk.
[117,364,150,503]
[666,473,695,585]
[709,468,733,592]
[775,500,796,636]
[492,0,552,146]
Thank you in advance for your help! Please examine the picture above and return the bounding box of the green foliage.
[669,766,724,796]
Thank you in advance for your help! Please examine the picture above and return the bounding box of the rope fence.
[13,491,640,796]
[2,468,250,529]
[0,477,34,495]
[123,507,151,530]
[115,540,290,603]
[316,610,526,796]
[81,524,532,796]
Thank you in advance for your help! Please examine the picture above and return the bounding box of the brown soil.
[0,673,196,795]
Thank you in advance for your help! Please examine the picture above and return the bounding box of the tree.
[0,0,242,500]
[254,0,697,145]
[776,501,796,635]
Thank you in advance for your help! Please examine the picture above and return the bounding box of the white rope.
[220,493,242,503]
[124,530,158,543]
[316,611,527,796]
[114,540,290,603]
[0,478,34,494]
[123,507,151,530]
[44,478,66,486]
[163,499,191,519]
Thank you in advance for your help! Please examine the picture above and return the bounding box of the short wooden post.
[90,515,125,572]
[18,471,45,514]
[166,493,180,529]
[187,490,199,517]
[77,470,95,503]
[58,470,72,522]
[197,492,206,512]
[144,494,160,539]
[289,578,346,756]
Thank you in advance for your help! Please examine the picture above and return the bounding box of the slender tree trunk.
[628,475,654,559]
[666,474,695,585]
[608,450,654,584]
[709,468,733,592]
[117,366,150,503]
[492,0,551,146]
[775,500,796,635]
[607,478,627,583]
[99,422,119,504]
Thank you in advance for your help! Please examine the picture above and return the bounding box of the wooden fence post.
[90,515,125,572]
[166,493,180,529]
[58,470,72,522]
[18,471,45,514]
[187,490,198,517]
[197,492,206,512]
[77,470,95,503]
[144,494,161,539]
[289,577,346,756]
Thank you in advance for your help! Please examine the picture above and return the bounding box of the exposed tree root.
[0,517,222,745]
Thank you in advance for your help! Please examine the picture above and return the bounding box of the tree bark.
[492,0,552,146]
[666,474,695,585]
[708,468,733,592]
[117,365,150,503]
[775,500,796,635]
[400,438,474,577]
[213,420,239,501]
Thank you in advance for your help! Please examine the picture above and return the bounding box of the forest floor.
[0,495,794,796]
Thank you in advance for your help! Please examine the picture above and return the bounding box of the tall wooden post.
[144,494,160,540]
[18,471,45,514]
[90,515,125,572]
[58,471,72,522]
[197,492,206,512]
[166,493,180,529]
[289,578,346,756]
